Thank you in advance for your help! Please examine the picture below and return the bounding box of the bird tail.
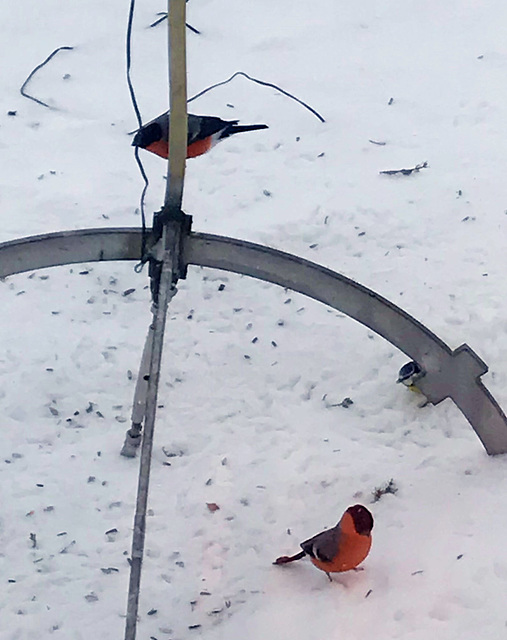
[223,123,268,138]
[273,550,306,565]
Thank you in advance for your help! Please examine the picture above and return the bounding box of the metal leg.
[120,322,154,458]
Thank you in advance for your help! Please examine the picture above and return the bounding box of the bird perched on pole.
[132,112,268,159]
[273,504,374,581]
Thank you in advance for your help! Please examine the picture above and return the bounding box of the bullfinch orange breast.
[274,504,374,580]
[132,112,268,159]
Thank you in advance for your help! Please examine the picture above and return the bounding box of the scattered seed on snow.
[60,540,76,554]
[100,567,119,574]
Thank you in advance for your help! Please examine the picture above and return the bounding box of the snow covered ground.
[2,1,507,638]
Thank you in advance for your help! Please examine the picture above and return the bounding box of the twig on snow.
[380,161,428,176]
[20,46,74,109]
[371,478,398,503]
[150,12,201,34]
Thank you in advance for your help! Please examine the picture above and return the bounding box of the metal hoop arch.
[1,227,506,455]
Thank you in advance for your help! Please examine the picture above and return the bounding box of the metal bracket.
[121,213,191,458]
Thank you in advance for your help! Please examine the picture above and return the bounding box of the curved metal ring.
[1,227,506,454]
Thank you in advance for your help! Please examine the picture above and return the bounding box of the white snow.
[2,1,507,638]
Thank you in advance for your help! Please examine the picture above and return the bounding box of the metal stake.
[123,0,188,637]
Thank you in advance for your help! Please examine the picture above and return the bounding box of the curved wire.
[188,70,325,123]
[126,0,143,128]
[126,0,148,264]
[20,46,74,109]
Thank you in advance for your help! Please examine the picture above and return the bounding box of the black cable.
[133,147,149,268]
[126,0,149,265]
[188,71,325,123]
[20,46,74,109]
[126,0,143,128]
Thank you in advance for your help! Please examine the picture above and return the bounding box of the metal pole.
[120,325,154,458]
[164,0,187,214]
[124,247,179,640]
[124,0,188,638]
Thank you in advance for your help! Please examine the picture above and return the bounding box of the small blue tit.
[397,361,424,392]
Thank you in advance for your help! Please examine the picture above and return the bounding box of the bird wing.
[300,527,341,563]
[189,115,238,144]
[133,113,239,148]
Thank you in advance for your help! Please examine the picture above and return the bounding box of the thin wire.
[188,70,326,123]
[133,147,149,267]
[126,0,142,128]
[20,46,74,109]
[127,0,149,264]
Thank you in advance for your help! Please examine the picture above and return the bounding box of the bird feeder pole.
[124,2,189,639]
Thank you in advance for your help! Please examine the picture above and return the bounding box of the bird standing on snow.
[132,113,268,159]
[273,504,374,581]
